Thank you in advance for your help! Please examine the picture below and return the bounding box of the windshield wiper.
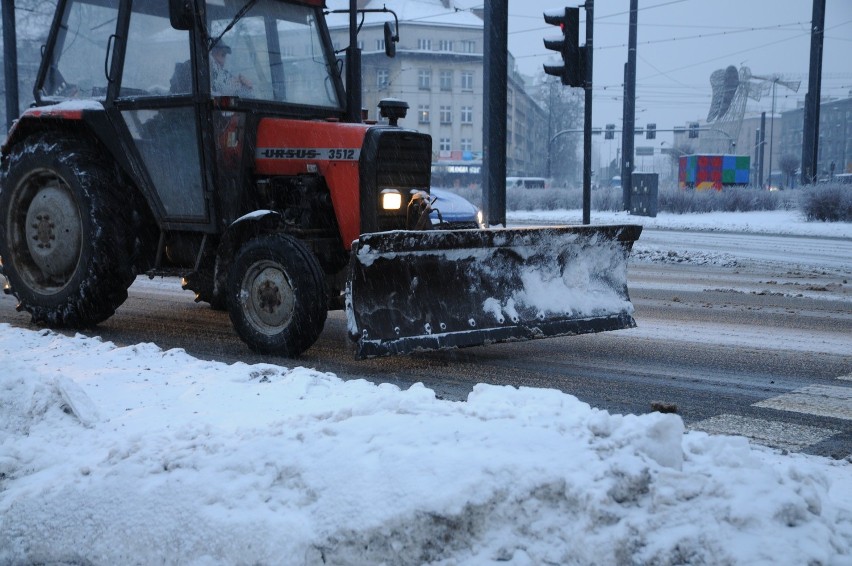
[208,0,258,52]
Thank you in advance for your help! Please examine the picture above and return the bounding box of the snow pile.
[508,209,852,239]
[1,326,850,564]
[631,247,740,267]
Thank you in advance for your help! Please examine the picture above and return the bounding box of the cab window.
[40,0,118,100]
[122,5,192,97]
[206,0,341,107]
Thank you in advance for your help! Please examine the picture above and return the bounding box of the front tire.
[0,134,134,327]
[227,234,327,357]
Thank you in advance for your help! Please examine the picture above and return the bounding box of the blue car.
[429,188,485,229]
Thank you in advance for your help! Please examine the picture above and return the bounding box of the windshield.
[205,0,342,108]
[39,0,119,100]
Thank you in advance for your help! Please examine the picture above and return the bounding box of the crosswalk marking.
[754,384,852,421]
[689,376,852,455]
[688,414,840,452]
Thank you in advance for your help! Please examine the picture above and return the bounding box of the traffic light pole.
[582,0,594,225]
[600,125,731,141]
[483,0,508,226]
[542,4,588,220]
[620,0,637,212]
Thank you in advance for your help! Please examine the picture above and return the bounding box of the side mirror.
[383,21,397,58]
[169,0,193,30]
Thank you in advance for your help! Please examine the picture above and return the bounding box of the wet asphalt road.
[2,229,851,458]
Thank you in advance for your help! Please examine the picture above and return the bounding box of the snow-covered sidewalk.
[1,327,851,564]
[508,209,852,239]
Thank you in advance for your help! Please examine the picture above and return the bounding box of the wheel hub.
[23,183,82,279]
[257,280,282,313]
[33,214,56,248]
[242,262,296,334]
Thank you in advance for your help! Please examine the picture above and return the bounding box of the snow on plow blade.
[346,224,642,358]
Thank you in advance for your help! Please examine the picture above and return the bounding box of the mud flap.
[345,224,642,358]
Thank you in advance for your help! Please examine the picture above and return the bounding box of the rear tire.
[0,134,134,327]
[227,234,327,357]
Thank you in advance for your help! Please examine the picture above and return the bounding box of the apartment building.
[780,95,852,178]
[327,0,547,187]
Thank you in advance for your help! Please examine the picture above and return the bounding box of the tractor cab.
[38,0,343,109]
[33,0,347,231]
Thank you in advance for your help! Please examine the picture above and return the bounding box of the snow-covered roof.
[326,0,483,30]
[451,0,483,9]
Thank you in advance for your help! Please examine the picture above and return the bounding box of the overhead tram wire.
[596,0,691,21]
[355,1,848,108]
[636,19,852,83]
[595,22,811,51]
[512,20,815,64]
[379,3,839,83]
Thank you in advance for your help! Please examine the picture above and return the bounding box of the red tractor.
[0,0,640,358]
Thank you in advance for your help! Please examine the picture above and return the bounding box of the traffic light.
[542,7,583,88]
[646,123,656,140]
[688,122,699,138]
[605,124,615,140]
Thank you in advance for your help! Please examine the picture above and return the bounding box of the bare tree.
[1,1,57,130]
[779,154,800,189]
[535,76,583,187]
[667,142,695,166]
[664,142,694,185]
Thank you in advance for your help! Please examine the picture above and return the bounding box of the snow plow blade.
[346,224,642,359]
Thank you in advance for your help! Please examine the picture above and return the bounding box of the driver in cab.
[210,42,253,96]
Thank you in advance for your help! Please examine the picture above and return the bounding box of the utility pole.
[620,0,637,211]
[546,81,554,179]
[3,0,19,132]
[582,0,594,225]
[483,0,508,226]
[767,79,778,186]
[758,112,766,188]
[753,129,761,187]
[801,0,825,185]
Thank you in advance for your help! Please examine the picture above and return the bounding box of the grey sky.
[507,0,852,137]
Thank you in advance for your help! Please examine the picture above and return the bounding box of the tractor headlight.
[381,189,402,210]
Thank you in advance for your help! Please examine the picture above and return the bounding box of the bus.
[506,177,547,189]
[835,173,852,185]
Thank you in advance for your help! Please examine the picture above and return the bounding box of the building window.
[461,138,473,152]
[418,105,430,124]
[461,71,474,91]
[460,40,475,53]
[418,69,432,90]
[439,138,451,152]
[438,39,453,52]
[461,106,473,124]
[440,105,452,124]
[439,70,453,91]
[377,69,389,89]
[417,38,432,51]
[357,40,364,50]
[376,38,385,51]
